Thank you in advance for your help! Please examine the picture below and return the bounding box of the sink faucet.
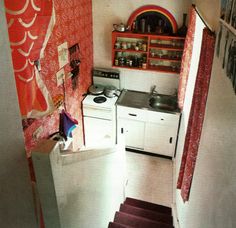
[150,85,158,96]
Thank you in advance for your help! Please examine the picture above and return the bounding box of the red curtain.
[178,7,196,110]
[177,28,216,202]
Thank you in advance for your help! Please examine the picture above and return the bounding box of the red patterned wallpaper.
[5,0,93,156]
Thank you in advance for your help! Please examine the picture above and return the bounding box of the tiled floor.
[125,151,173,207]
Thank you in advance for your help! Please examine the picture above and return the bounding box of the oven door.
[83,116,115,148]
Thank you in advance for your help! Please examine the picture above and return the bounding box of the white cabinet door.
[84,117,114,148]
[118,118,145,150]
[144,122,177,157]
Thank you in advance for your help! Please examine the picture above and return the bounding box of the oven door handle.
[128,113,137,117]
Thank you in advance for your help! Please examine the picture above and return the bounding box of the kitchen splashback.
[119,69,179,95]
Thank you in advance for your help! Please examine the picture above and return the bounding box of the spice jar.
[114,58,119,66]
[121,42,127,49]
[119,57,125,66]
[142,43,147,51]
[115,42,120,49]
[129,59,133,67]
[142,62,147,69]
[127,42,131,49]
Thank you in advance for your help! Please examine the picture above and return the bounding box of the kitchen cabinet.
[119,118,145,150]
[84,117,114,147]
[117,105,180,157]
[112,31,185,74]
[117,106,146,150]
[144,111,180,157]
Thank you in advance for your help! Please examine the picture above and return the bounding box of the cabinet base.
[125,147,172,160]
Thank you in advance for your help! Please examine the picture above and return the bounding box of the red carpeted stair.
[108,197,173,228]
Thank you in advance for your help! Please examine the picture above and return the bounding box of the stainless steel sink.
[149,94,177,111]
[117,90,179,113]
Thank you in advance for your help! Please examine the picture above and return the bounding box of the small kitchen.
[83,1,190,158]
[33,2,192,227]
[3,0,235,228]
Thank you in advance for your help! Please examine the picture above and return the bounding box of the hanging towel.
[59,110,78,140]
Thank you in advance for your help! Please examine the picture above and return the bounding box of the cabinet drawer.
[83,106,114,120]
[147,110,180,125]
[117,106,147,121]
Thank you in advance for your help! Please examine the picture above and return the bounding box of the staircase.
[108,197,173,228]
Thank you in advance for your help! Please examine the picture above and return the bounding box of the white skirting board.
[172,203,180,228]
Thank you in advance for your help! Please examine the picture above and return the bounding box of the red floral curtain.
[178,7,196,110]
[177,28,216,202]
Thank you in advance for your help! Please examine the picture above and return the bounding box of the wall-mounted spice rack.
[112,31,185,74]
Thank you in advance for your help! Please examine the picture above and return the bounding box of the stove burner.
[93,96,107,103]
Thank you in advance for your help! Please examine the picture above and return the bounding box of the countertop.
[116,89,180,114]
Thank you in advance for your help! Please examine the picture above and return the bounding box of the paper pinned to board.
[58,42,69,69]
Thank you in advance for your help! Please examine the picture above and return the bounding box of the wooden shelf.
[148,65,180,74]
[149,44,184,51]
[114,49,147,54]
[112,31,185,73]
[112,64,180,74]
[112,65,148,71]
[149,56,182,62]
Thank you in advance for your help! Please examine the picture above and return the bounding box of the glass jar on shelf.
[115,41,121,49]
[157,50,164,58]
[150,50,155,57]
[171,62,181,72]
[121,42,127,50]
[142,43,147,51]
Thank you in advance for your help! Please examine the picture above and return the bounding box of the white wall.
[174,1,236,227]
[176,56,236,228]
[92,0,191,94]
[194,0,220,31]
[0,3,37,228]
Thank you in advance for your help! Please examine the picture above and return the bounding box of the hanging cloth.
[177,28,216,202]
[59,110,78,140]
[178,7,196,110]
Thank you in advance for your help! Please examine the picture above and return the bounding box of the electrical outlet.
[33,126,43,139]
[56,68,65,86]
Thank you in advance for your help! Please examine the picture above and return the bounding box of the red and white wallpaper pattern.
[4,0,93,156]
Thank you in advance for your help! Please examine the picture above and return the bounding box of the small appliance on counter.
[82,68,120,148]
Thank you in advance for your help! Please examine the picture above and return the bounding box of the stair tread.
[114,211,174,228]
[108,221,134,228]
[119,203,173,224]
[124,197,171,215]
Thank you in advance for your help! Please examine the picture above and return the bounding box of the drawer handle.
[128,113,137,117]
[169,137,173,144]
[161,118,164,120]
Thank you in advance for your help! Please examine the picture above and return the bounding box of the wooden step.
[108,221,134,228]
[114,211,174,228]
[119,203,173,225]
[124,197,171,215]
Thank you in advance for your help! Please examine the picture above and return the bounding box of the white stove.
[82,68,120,148]
[82,94,118,110]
